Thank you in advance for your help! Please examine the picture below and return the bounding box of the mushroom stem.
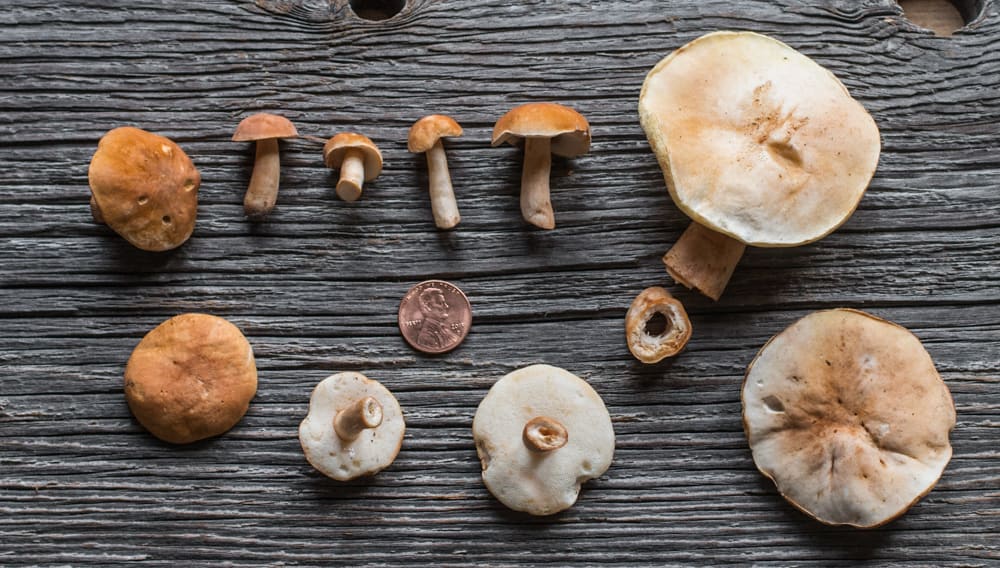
[334,396,384,441]
[663,222,746,301]
[521,137,555,229]
[426,140,460,229]
[244,138,280,220]
[336,148,366,202]
[523,416,568,452]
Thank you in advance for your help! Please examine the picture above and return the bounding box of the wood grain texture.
[2,0,999,565]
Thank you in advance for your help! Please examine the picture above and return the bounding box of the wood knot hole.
[897,0,986,36]
[349,0,406,21]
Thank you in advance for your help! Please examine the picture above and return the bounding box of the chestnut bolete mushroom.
[742,309,955,528]
[124,314,257,444]
[492,103,591,229]
[232,113,298,220]
[299,372,405,481]
[408,115,463,229]
[625,286,692,364]
[639,31,881,300]
[323,133,383,202]
[88,126,200,251]
[472,364,614,515]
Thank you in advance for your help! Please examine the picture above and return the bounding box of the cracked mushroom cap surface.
[491,102,591,157]
[742,309,955,528]
[232,113,298,141]
[472,364,615,516]
[408,114,463,153]
[299,372,405,481]
[322,133,383,180]
[638,31,880,247]
[124,314,257,444]
[88,126,201,251]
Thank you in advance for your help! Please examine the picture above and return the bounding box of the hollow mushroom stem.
[244,138,280,219]
[521,137,555,229]
[523,416,568,452]
[336,148,366,202]
[334,396,384,441]
[662,222,747,301]
[426,140,460,229]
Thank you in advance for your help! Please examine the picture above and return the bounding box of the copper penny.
[398,280,472,354]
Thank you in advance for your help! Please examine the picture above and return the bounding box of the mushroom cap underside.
[323,133,383,179]
[491,102,591,157]
[408,114,463,153]
[232,113,298,141]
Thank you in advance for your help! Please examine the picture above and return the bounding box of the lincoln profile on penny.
[409,286,462,350]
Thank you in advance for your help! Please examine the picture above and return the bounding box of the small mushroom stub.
[299,372,405,481]
[625,286,692,364]
[232,113,298,220]
[639,31,880,300]
[323,133,383,202]
[742,309,955,528]
[409,115,463,229]
[472,364,615,516]
[88,126,201,251]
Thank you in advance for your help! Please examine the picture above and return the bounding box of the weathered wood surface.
[2,0,999,565]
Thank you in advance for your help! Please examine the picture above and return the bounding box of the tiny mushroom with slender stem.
[473,364,615,516]
[323,133,383,202]
[639,31,881,300]
[408,115,463,229]
[299,372,405,481]
[232,113,298,220]
[625,286,692,364]
[492,103,591,229]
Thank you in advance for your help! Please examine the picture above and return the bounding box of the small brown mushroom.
[742,309,955,528]
[323,133,383,202]
[88,126,200,251]
[625,286,692,364]
[492,103,591,229]
[408,115,463,229]
[124,314,257,444]
[232,113,298,220]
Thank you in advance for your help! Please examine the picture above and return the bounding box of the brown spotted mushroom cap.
[124,314,257,444]
[88,126,201,251]
[322,133,383,180]
[742,308,955,527]
[491,102,591,157]
[408,114,463,153]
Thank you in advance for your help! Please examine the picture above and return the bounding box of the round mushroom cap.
[299,372,405,481]
[408,114,463,153]
[472,364,615,515]
[742,309,955,528]
[491,102,591,158]
[124,314,257,444]
[232,113,298,142]
[88,126,200,251]
[639,31,881,247]
[322,133,383,180]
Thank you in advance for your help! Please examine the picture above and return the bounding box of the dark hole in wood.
[349,0,405,21]
[897,0,985,36]
[645,312,670,336]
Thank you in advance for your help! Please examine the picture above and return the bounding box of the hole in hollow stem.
[897,0,984,36]
[644,312,670,336]
[349,0,405,21]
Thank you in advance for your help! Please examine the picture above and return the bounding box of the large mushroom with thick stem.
[232,113,298,220]
[492,103,591,229]
[639,31,881,300]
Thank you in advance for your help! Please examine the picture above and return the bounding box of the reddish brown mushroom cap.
[323,133,383,180]
[492,102,591,157]
[408,115,463,153]
[232,113,298,142]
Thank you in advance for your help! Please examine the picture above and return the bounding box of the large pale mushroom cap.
[472,364,614,515]
[639,31,881,247]
[88,126,200,251]
[299,372,405,481]
[124,314,257,444]
[742,309,955,528]
[492,103,591,157]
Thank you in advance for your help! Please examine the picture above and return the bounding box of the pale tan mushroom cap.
[408,114,463,153]
[639,31,881,247]
[491,102,591,157]
[323,133,383,180]
[472,364,614,516]
[742,309,955,528]
[124,314,257,444]
[299,372,405,481]
[232,113,298,141]
[88,126,200,251]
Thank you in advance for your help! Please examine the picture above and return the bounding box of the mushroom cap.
[232,113,298,142]
[88,126,200,251]
[491,103,591,157]
[124,314,257,444]
[408,114,463,153]
[299,372,405,481]
[472,364,615,515]
[322,133,383,180]
[638,31,881,247]
[742,309,955,528]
